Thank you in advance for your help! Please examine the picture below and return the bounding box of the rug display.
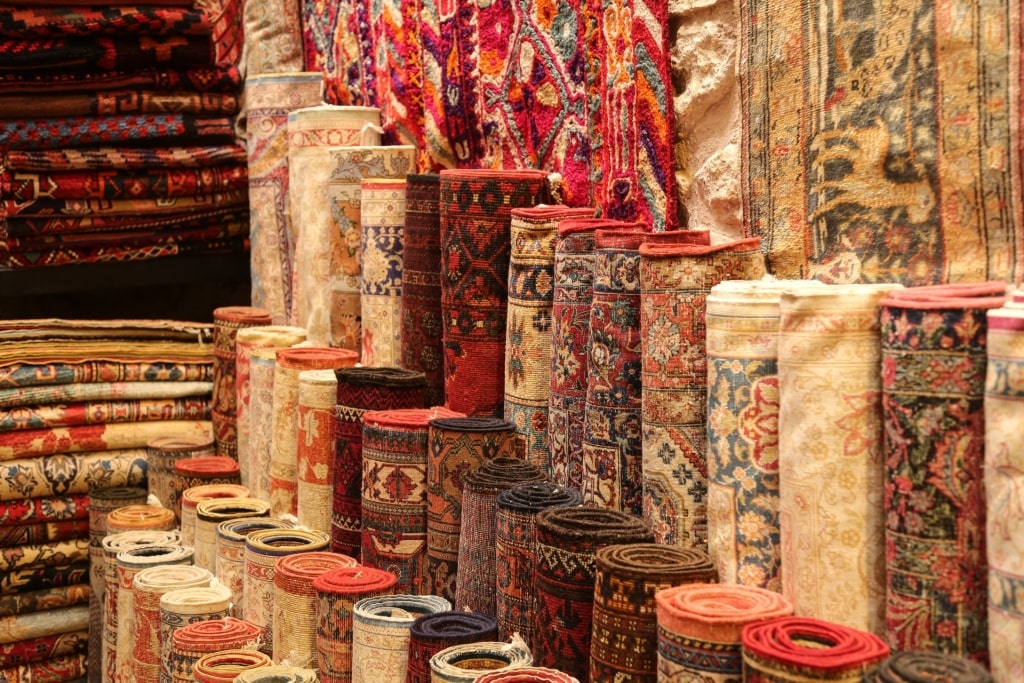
[244,71,325,324]
[504,206,594,471]
[531,507,654,681]
[312,566,398,683]
[741,617,890,683]
[655,583,793,683]
[778,284,901,636]
[880,284,1006,664]
[350,594,451,683]
[406,611,499,683]
[360,179,406,367]
[331,367,427,556]
[426,417,519,601]
[864,651,994,683]
[169,618,264,683]
[740,0,1024,284]
[361,407,462,593]
[639,236,766,547]
[495,481,582,645]
[591,544,718,683]
[211,306,272,459]
[215,517,295,619]
[454,457,545,617]
[146,435,216,519]
[295,369,340,534]
[985,304,1024,682]
[439,169,553,417]
[400,174,446,408]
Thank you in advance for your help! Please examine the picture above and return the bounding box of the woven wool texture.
[655,583,792,683]
[174,455,243,526]
[295,369,340,534]
[192,649,274,683]
[401,174,446,408]
[880,284,1007,664]
[105,505,176,536]
[194,498,270,574]
[0,420,211,460]
[235,665,318,683]
[426,417,519,601]
[0,449,147,503]
[495,482,582,644]
[270,347,358,516]
[405,611,498,683]
[438,169,553,417]
[504,206,594,471]
[241,0,303,73]
[0,520,87,549]
[475,670,581,683]
[705,280,823,591]
[242,528,330,651]
[212,306,272,459]
[428,638,534,683]
[985,304,1024,683]
[146,436,215,519]
[351,594,451,683]
[454,456,545,616]
[863,651,994,683]
[548,219,640,491]
[592,544,718,683]
[360,179,407,368]
[2,564,88,598]
[158,584,233,683]
[0,604,87,644]
[0,395,208,433]
[531,507,654,681]
[244,72,324,324]
[179,483,249,550]
[248,347,279,502]
[580,228,648,515]
[741,617,890,683]
[0,539,87,574]
[0,653,87,683]
[778,284,902,636]
[639,236,766,547]
[216,517,295,619]
[0,631,87,668]
[361,408,463,593]
[332,367,427,556]
[170,618,263,683]
[313,566,398,683]
[234,325,307,490]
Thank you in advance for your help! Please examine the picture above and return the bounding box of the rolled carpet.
[104,505,176,535]
[428,638,534,683]
[192,649,275,683]
[158,584,234,683]
[863,650,993,682]
[146,436,215,518]
[215,516,295,619]
[179,483,250,550]
[169,618,264,683]
[475,670,580,683]
[360,178,407,368]
[234,665,318,683]
[406,611,499,683]
[212,306,273,459]
[295,369,339,534]
[351,594,451,683]
[194,497,270,574]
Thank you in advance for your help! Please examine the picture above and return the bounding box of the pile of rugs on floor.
[0,318,214,680]
[0,3,247,268]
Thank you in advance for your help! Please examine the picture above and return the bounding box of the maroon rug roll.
[212,306,272,460]
[331,367,427,556]
[406,611,499,683]
[439,169,552,417]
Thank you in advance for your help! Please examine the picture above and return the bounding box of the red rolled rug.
[169,617,263,683]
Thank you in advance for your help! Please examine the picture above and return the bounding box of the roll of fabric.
[235,326,308,489]
[174,455,243,525]
[271,347,359,517]
[361,407,463,593]
[216,517,295,619]
[879,285,1005,663]
[439,168,553,417]
[130,565,214,683]
[495,482,582,644]
[180,484,250,550]
[705,280,823,590]
[0,631,88,668]
[87,486,147,683]
[213,306,273,459]
[504,206,595,472]
[116,545,195,683]
[170,618,264,683]
[778,284,902,635]
[273,551,360,668]
[592,544,719,683]
[863,650,993,683]
[195,498,271,573]
[361,179,407,368]
[740,616,890,682]
[235,664,319,683]
[159,584,234,683]
[192,650,275,683]
[105,504,176,535]
[454,457,544,616]
[428,638,534,683]
[638,236,766,546]
[985,304,1024,682]
[351,594,452,683]
[401,174,446,408]
[549,218,641,491]
[427,417,519,600]
[244,72,324,324]
[655,583,793,682]
[531,507,654,681]
[332,367,427,556]
[296,369,340,533]
[475,670,580,683]
[0,449,148,502]
[313,566,399,683]
[406,612,499,683]
[249,346,280,502]
[243,528,331,650]
[0,653,87,683]
[146,436,216,517]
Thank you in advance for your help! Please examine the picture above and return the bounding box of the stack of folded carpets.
[0,3,248,268]
[0,318,215,681]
